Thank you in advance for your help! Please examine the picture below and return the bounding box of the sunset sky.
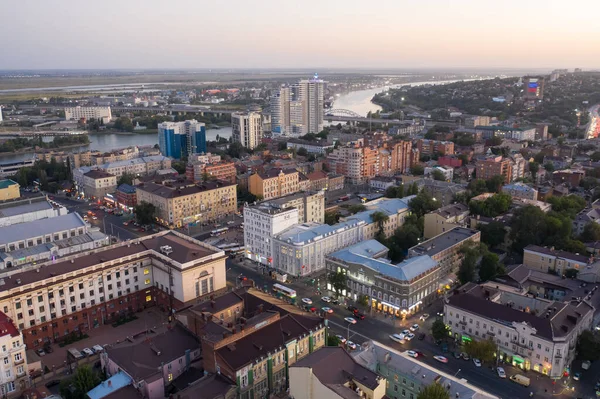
[1,0,597,70]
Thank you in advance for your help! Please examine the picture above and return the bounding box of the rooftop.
[0,180,17,189]
[408,227,480,258]
[328,240,438,282]
[275,220,363,245]
[524,245,590,263]
[116,184,136,194]
[87,372,132,399]
[256,168,298,179]
[216,313,323,370]
[345,197,413,225]
[354,341,498,399]
[292,347,381,396]
[136,180,235,199]
[84,170,115,179]
[176,373,236,399]
[0,231,222,293]
[106,324,199,381]
[0,312,19,338]
[431,203,469,219]
[502,182,537,193]
[0,198,54,218]
[0,213,86,246]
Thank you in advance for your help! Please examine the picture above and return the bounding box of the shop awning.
[513,355,525,364]
[381,301,400,310]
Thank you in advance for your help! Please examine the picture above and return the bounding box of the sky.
[0,0,598,70]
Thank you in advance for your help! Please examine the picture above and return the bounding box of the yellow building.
[290,347,387,399]
[0,180,20,201]
[423,203,470,239]
[523,245,590,274]
[249,169,299,200]
[135,180,237,227]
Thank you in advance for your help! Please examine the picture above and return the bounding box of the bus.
[272,284,297,299]
[210,227,229,236]
[226,246,245,255]
[217,243,241,250]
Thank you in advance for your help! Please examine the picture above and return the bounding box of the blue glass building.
[158,120,206,159]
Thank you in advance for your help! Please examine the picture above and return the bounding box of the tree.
[544,162,555,172]
[479,252,504,282]
[431,169,446,181]
[510,205,548,253]
[60,365,101,399]
[409,191,440,218]
[468,179,489,196]
[297,147,308,157]
[410,164,425,176]
[478,221,506,248]
[277,142,287,151]
[117,172,135,186]
[464,339,496,363]
[348,204,367,214]
[469,193,512,217]
[385,186,399,198]
[325,211,340,225]
[134,201,157,225]
[171,160,187,175]
[529,162,540,181]
[357,295,369,306]
[485,175,506,193]
[547,195,586,218]
[227,142,247,159]
[114,117,134,132]
[576,330,600,360]
[581,222,600,242]
[565,269,579,279]
[371,211,389,235]
[591,151,600,162]
[329,272,347,297]
[327,334,341,347]
[417,383,450,399]
[431,319,448,342]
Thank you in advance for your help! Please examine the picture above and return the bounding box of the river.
[0,78,475,164]
[0,127,232,163]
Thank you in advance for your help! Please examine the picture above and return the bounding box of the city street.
[226,259,588,399]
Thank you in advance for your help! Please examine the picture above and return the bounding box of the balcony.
[14,357,24,365]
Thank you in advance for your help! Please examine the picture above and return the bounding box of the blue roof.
[328,240,438,281]
[87,372,132,399]
[276,219,364,244]
[346,196,414,224]
[503,183,534,192]
[117,184,136,194]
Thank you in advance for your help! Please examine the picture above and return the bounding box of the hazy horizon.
[1,0,598,70]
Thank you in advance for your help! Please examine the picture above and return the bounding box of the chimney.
[108,380,112,388]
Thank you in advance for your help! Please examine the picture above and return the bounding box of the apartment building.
[232,112,263,150]
[475,125,536,141]
[424,166,453,182]
[290,347,386,399]
[0,194,67,227]
[354,341,498,399]
[416,139,454,156]
[344,197,413,240]
[415,179,467,207]
[244,205,299,266]
[64,106,112,124]
[77,170,117,199]
[75,156,172,181]
[0,180,19,202]
[115,184,137,208]
[265,190,325,224]
[475,156,513,184]
[408,227,481,276]
[102,324,201,399]
[465,116,491,128]
[248,169,299,200]
[502,182,538,201]
[0,315,28,397]
[135,180,237,228]
[273,220,365,276]
[188,161,236,184]
[553,169,585,187]
[327,145,379,185]
[522,245,590,274]
[444,282,593,377]
[423,203,469,239]
[0,231,227,348]
[158,120,206,159]
[326,240,440,317]
[369,176,396,191]
[178,288,327,399]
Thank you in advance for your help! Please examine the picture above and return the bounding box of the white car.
[344,317,357,324]
[92,345,104,353]
[410,324,419,332]
[497,367,506,378]
[301,298,313,305]
[322,307,333,314]
[419,313,430,321]
[321,296,331,303]
[82,348,94,356]
[434,355,448,363]
[346,341,357,350]
[335,335,347,344]
[92,216,98,220]
[389,334,405,343]
[473,358,481,367]
[405,333,416,341]
[407,350,419,358]
[402,329,410,336]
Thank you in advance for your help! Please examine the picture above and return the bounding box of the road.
[225,259,588,399]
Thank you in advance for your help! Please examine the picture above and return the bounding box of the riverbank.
[0,142,91,158]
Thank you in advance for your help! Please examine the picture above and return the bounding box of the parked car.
[346,341,357,350]
[405,333,415,341]
[301,298,313,305]
[453,352,462,359]
[473,358,482,367]
[410,324,419,332]
[419,313,430,321]
[347,305,358,313]
[401,329,410,336]
[389,334,405,343]
[461,352,470,361]
[321,296,331,303]
[82,348,94,356]
[407,350,419,358]
[92,345,104,353]
[335,335,347,344]
[330,298,340,305]
[573,372,581,381]
[497,367,506,378]
[354,313,365,320]
[36,349,46,357]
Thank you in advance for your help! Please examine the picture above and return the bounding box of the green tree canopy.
[431,169,446,181]
[171,160,187,175]
[329,272,347,297]
[464,339,496,363]
[348,204,367,214]
[417,383,450,399]
[431,319,449,342]
[409,191,440,218]
[60,365,101,399]
[325,211,341,225]
[297,147,308,156]
[581,222,600,242]
[576,330,600,360]
[134,201,157,225]
[469,193,512,217]
[117,172,135,186]
[529,162,540,181]
[478,221,507,249]
[410,164,425,176]
[479,252,504,282]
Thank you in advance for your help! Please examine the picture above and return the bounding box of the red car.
[354,313,365,320]
[309,307,317,313]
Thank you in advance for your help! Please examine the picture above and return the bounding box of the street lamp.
[454,368,461,377]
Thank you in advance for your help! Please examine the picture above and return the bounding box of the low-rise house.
[522,245,591,274]
[423,203,469,239]
[502,182,538,201]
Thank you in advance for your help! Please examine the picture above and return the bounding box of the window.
[16,366,23,375]
[3,358,8,365]
[145,279,150,285]
[15,302,20,310]
[5,370,10,378]
[26,299,32,306]
[14,353,21,362]
[12,341,19,349]
[144,269,150,275]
